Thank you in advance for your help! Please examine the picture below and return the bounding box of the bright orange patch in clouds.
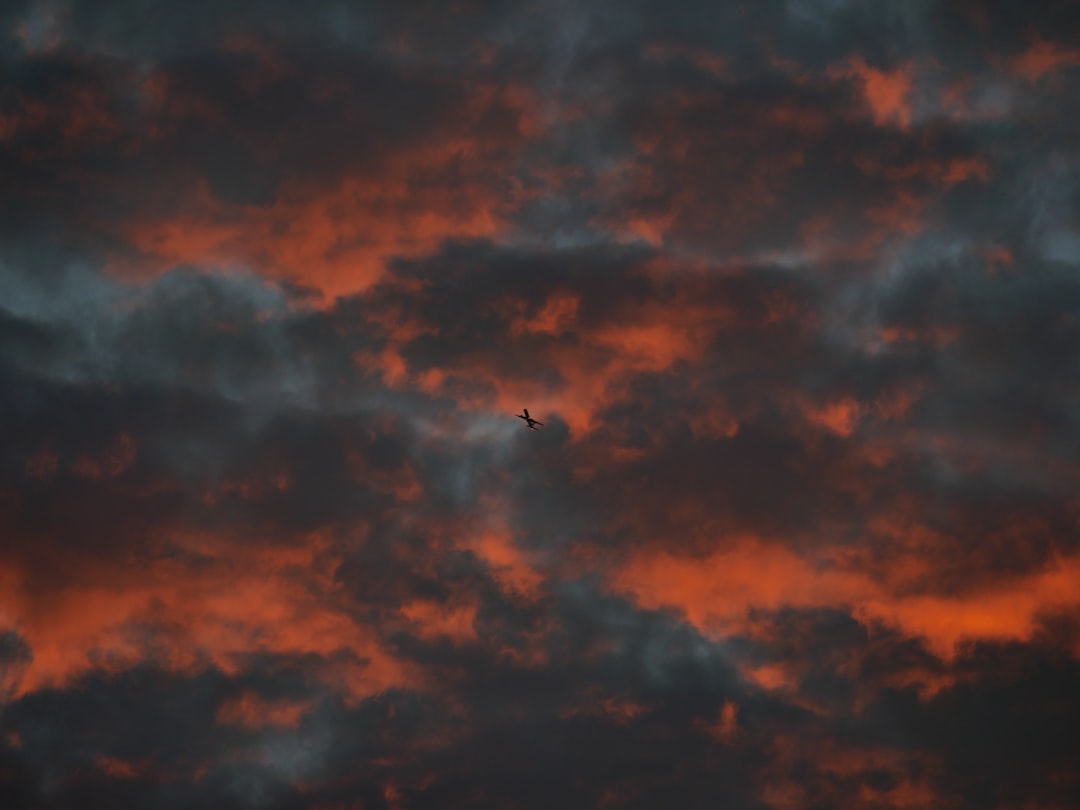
[120,163,504,301]
[111,79,542,300]
[800,396,864,437]
[612,539,1080,662]
[0,531,417,701]
[835,57,912,128]
[742,663,798,694]
[464,530,545,600]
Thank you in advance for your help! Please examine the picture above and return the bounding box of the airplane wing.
[533,421,544,426]
[516,414,528,420]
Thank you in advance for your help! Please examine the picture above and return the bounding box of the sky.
[2,1,1080,808]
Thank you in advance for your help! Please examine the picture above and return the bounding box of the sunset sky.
[2,1,1080,808]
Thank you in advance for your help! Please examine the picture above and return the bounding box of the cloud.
[3,1,1080,808]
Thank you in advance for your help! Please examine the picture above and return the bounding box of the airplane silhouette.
[516,408,544,430]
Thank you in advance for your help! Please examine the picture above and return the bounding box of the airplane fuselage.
[517,409,543,430]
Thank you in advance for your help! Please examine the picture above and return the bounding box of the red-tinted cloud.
[1012,37,1080,81]
[833,56,913,128]
[1,529,418,701]
[4,3,1080,807]
[109,79,541,299]
[611,540,1080,662]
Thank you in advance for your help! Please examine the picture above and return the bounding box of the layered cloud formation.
[2,1,1080,808]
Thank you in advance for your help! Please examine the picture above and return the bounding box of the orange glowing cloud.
[1012,38,1080,81]
[742,663,799,694]
[400,598,479,644]
[611,539,1080,664]
[834,57,913,128]
[509,291,581,337]
[0,530,418,701]
[118,163,505,300]
[694,699,739,744]
[464,530,545,601]
[799,396,865,437]
[612,539,863,636]
[100,72,543,300]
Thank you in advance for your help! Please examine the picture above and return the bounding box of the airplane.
[516,408,544,430]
